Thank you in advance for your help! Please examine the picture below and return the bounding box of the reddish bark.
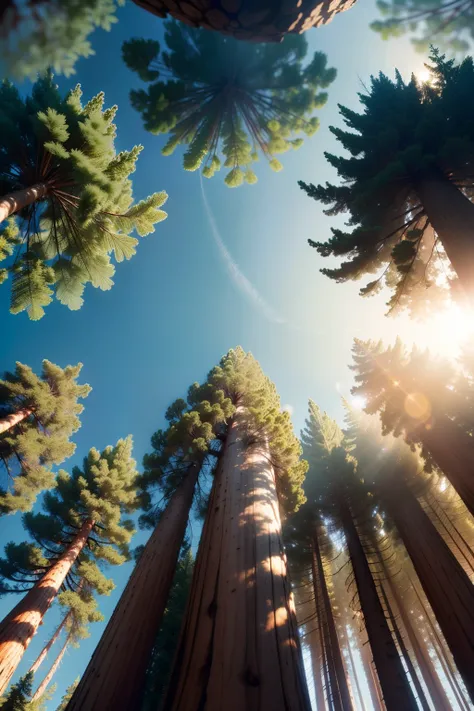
[0,184,48,223]
[360,641,385,711]
[0,517,94,695]
[31,628,71,702]
[163,408,311,711]
[28,609,71,676]
[0,408,32,434]
[67,463,201,711]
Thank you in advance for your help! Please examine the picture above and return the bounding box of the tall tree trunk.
[31,628,71,702]
[416,170,474,295]
[338,503,418,711]
[360,641,384,711]
[162,407,312,711]
[308,570,327,711]
[0,184,49,223]
[312,529,353,711]
[0,408,32,434]
[0,517,93,695]
[424,495,474,576]
[67,462,201,711]
[384,480,474,702]
[28,609,72,676]
[339,623,365,711]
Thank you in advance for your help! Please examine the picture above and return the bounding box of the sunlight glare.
[351,395,366,410]
[415,68,431,84]
[416,303,474,358]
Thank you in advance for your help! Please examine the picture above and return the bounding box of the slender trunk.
[322,627,335,711]
[384,480,474,702]
[360,642,384,711]
[338,503,418,711]
[0,184,49,223]
[162,407,312,711]
[424,495,474,576]
[0,408,32,434]
[67,463,201,711]
[31,628,71,702]
[415,170,474,295]
[28,609,72,676]
[339,624,364,711]
[0,517,93,695]
[309,568,328,711]
[312,530,353,711]
[314,549,337,711]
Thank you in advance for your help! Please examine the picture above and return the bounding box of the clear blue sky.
[0,2,466,707]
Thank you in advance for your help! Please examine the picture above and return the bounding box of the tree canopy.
[123,22,336,187]
[0,72,167,319]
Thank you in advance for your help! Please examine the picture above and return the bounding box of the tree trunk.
[308,569,327,711]
[28,609,71,676]
[360,642,384,711]
[384,480,474,702]
[416,170,474,296]
[31,629,71,702]
[162,407,312,711]
[312,529,353,711]
[0,408,32,434]
[344,633,365,711]
[67,463,201,711]
[0,517,93,695]
[0,184,49,223]
[424,495,474,576]
[338,504,418,711]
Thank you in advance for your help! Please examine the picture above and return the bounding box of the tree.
[0,1,123,81]
[131,0,358,42]
[371,0,474,54]
[123,23,336,187]
[0,437,138,695]
[54,679,79,711]
[0,673,33,711]
[299,49,474,314]
[0,360,90,514]
[0,72,168,319]
[161,347,310,710]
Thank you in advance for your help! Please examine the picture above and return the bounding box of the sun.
[416,302,474,358]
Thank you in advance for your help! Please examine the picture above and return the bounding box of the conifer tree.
[299,49,474,313]
[0,72,167,319]
[54,679,78,711]
[123,23,336,187]
[0,437,138,695]
[0,672,33,711]
[0,360,90,514]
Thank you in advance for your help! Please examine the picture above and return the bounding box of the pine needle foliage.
[0,1,123,80]
[123,23,336,187]
[0,72,168,319]
[0,438,138,598]
[0,672,34,710]
[299,49,474,316]
[54,680,79,711]
[0,361,90,515]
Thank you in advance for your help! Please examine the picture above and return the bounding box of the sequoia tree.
[0,437,138,695]
[123,23,336,187]
[0,360,90,514]
[299,49,474,313]
[0,72,167,319]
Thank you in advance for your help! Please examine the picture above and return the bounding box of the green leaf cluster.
[123,23,336,187]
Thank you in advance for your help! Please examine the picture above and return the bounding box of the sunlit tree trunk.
[31,628,72,702]
[0,184,49,223]
[28,609,71,676]
[0,517,94,695]
[162,407,312,711]
[0,408,32,434]
[423,495,474,576]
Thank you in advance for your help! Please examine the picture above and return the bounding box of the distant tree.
[0,72,167,319]
[0,361,90,514]
[299,50,474,315]
[54,679,78,711]
[123,23,336,187]
[0,437,138,695]
[371,0,474,54]
[0,673,33,711]
[0,1,123,80]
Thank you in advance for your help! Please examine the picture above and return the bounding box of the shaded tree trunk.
[31,628,71,702]
[0,184,49,223]
[0,408,32,434]
[339,624,364,711]
[308,572,327,711]
[67,462,201,711]
[360,641,384,711]
[28,609,72,676]
[0,517,94,695]
[338,503,418,711]
[162,407,312,711]
[384,480,474,702]
[423,495,474,576]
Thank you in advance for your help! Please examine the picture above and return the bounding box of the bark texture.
[0,517,93,695]
[67,464,200,711]
[28,609,71,676]
[163,408,311,711]
[361,641,384,711]
[0,408,32,434]
[0,184,48,223]
[31,629,71,702]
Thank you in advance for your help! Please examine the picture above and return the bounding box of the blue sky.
[0,2,468,707]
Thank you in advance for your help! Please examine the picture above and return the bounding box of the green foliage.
[0,672,33,710]
[299,49,474,316]
[0,72,168,319]
[0,1,123,80]
[123,23,336,187]
[54,680,79,711]
[58,585,103,645]
[0,361,90,515]
[0,438,138,599]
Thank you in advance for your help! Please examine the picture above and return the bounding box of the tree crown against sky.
[0,361,90,515]
[0,1,123,81]
[372,0,474,54]
[123,22,336,187]
[299,49,474,317]
[0,72,167,319]
[0,437,138,597]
